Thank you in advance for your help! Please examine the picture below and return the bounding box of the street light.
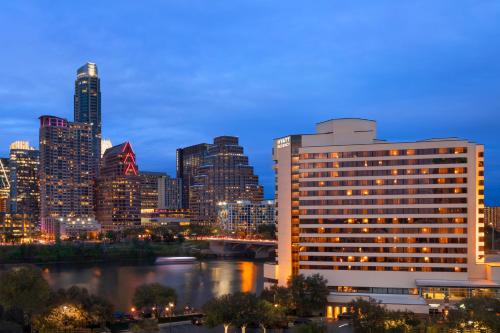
[167,303,175,333]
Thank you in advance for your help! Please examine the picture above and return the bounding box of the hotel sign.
[277,136,290,149]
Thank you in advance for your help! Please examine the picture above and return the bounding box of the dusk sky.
[0,1,499,203]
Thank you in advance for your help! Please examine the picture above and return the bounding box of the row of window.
[300,208,468,215]
[301,148,468,160]
[421,287,498,300]
[300,237,468,244]
[299,265,465,272]
[300,157,467,169]
[330,286,418,295]
[300,217,466,224]
[300,167,467,178]
[300,187,468,196]
[299,198,467,206]
[301,177,468,187]
[300,246,467,254]
[300,227,466,234]
[300,256,466,264]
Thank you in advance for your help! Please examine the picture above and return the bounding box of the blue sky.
[0,1,499,204]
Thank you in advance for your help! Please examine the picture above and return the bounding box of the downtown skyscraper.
[74,62,101,177]
[8,141,40,230]
[96,142,141,231]
[190,136,263,225]
[39,116,96,238]
[176,143,209,209]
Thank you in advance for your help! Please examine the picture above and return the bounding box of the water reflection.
[38,260,263,311]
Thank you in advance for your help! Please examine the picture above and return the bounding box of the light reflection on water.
[39,260,263,311]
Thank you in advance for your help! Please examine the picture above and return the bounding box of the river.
[37,260,264,312]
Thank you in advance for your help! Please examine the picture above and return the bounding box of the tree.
[36,303,87,331]
[203,294,235,333]
[230,292,261,333]
[288,274,329,316]
[34,285,113,332]
[347,297,387,332]
[260,285,293,314]
[105,230,118,242]
[132,283,177,318]
[204,292,286,333]
[255,300,286,333]
[447,296,500,331]
[384,310,420,331]
[0,266,51,325]
[56,285,113,325]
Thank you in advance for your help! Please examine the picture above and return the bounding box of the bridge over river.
[203,237,277,258]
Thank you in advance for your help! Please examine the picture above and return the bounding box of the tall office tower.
[8,141,40,231]
[485,206,500,232]
[190,136,263,225]
[96,142,141,231]
[139,171,167,211]
[39,116,96,239]
[0,158,9,214]
[74,62,101,176]
[176,143,209,209]
[265,118,499,316]
[158,175,182,209]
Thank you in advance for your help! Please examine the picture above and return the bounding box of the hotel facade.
[264,118,499,316]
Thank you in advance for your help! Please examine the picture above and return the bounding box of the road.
[159,320,353,333]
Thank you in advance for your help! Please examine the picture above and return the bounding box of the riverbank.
[0,240,209,264]
[23,259,264,311]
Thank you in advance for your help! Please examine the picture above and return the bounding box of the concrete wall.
[274,137,293,285]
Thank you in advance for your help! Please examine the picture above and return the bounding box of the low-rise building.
[140,209,190,227]
[217,200,275,234]
[59,217,101,239]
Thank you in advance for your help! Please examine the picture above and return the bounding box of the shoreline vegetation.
[0,240,210,265]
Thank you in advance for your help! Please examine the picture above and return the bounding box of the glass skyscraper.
[189,136,263,225]
[74,62,101,177]
[176,143,209,209]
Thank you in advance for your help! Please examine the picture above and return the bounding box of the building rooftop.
[102,142,132,157]
[415,279,499,288]
[77,62,98,78]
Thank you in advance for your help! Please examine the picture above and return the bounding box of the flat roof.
[415,279,499,288]
[316,117,376,125]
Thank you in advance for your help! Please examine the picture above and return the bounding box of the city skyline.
[1,1,500,204]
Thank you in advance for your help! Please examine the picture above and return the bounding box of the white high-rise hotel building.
[265,118,499,316]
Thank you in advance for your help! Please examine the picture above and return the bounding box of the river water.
[38,260,264,312]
